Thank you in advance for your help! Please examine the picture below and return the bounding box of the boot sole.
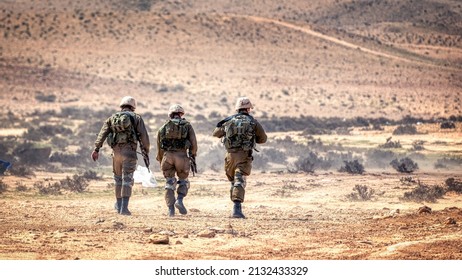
[175,202,187,215]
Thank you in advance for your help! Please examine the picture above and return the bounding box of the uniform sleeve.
[254,120,267,144]
[135,115,150,154]
[94,117,112,150]
[188,125,198,157]
[156,129,163,162]
[212,126,225,138]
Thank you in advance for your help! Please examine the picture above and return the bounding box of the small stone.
[197,230,216,238]
[445,217,457,225]
[417,206,432,214]
[149,234,169,244]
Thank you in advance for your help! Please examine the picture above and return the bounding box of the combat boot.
[114,198,122,212]
[232,201,246,219]
[175,197,187,215]
[119,197,131,216]
[168,205,175,217]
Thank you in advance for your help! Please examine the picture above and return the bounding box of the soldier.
[157,104,197,217]
[212,97,267,218]
[91,96,150,216]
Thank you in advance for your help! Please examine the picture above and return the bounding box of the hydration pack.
[222,114,255,151]
[159,118,190,150]
[107,111,136,147]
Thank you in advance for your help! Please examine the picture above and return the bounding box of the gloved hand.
[91,150,99,161]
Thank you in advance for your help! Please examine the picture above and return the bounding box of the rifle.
[126,113,150,172]
[189,153,197,176]
[137,146,150,173]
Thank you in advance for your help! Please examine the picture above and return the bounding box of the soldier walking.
[91,96,150,215]
[212,97,267,218]
[157,104,197,217]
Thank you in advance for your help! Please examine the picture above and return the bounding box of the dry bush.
[411,140,425,151]
[0,179,8,194]
[390,157,418,173]
[34,173,90,195]
[339,160,365,174]
[440,121,455,129]
[379,138,402,149]
[346,185,375,201]
[271,180,306,197]
[434,156,462,169]
[365,149,396,168]
[400,176,417,185]
[401,181,445,203]
[290,151,330,173]
[392,124,418,135]
[445,178,462,193]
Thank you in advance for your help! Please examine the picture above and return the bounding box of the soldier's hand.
[91,150,99,161]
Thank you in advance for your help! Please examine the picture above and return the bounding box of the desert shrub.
[379,138,402,149]
[35,181,62,195]
[434,156,462,169]
[440,121,455,129]
[392,124,418,135]
[365,149,396,168]
[390,157,418,173]
[271,180,306,197]
[339,160,365,174]
[34,173,90,195]
[23,125,73,142]
[263,147,287,165]
[401,182,445,202]
[14,142,51,165]
[0,179,8,194]
[346,185,375,201]
[290,151,328,173]
[252,153,269,170]
[400,176,417,185]
[199,143,226,172]
[60,174,89,193]
[82,170,101,180]
[8,164,34,177]
[15,182,28,192]
[411,140,425,151]
[35,92,56,103]
[324,151,353,169]
[445,178,462,193]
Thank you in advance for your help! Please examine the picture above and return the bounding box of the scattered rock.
[197,229,216,238]
[158,230,175,236]
[417,206,432,214]
[189,208,200,212]
[95,218,105,224]
[143,227,153,233]
[149,234,169,244]
[445,217,456,225]
[112,221,125,229]
[175,240,183,245]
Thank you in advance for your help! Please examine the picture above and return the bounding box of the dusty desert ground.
[0,0,462,261]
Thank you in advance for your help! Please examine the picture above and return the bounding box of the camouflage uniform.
[92,96,150,215]
[156,104,197,216]
[212,97,267,218]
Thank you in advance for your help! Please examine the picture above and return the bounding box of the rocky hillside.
[0,0,461,120]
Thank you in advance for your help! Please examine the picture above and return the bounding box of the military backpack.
[222,114,255,151]
[159,118,190,150]
[106,111,137,147]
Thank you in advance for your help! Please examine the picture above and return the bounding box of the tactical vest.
[159,118,190,150]
[106,111,137,147]
[222,114,255,151]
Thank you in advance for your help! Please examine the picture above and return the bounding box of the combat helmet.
[235,97,254,111]
[168,104,185,117]
[119,96,136,109]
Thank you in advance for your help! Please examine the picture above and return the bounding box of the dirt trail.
[228,14,448,68]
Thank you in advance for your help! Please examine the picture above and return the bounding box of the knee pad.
[177,179,189,197]
[165,177,177,191]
